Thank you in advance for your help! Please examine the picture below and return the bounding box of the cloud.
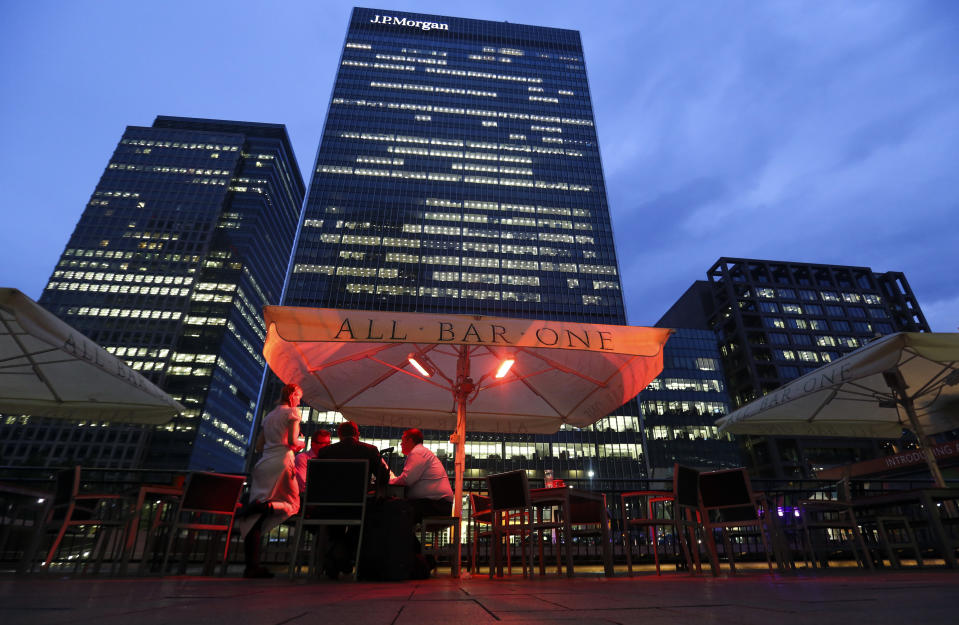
[920,293,959,332]
[602,1,959,325]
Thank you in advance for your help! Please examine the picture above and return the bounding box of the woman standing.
[239,383,304,578]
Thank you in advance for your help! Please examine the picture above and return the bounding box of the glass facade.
[0,117,303,472]
[639,328,742,477]
[706,258,930,410]
[286,8,644,481]
[661,257,931,479]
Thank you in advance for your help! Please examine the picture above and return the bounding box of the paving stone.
[0,568,957,625]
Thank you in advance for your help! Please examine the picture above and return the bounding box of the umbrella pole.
[901,395,948,489]
[451,346,470,578]
[886,369,948,488]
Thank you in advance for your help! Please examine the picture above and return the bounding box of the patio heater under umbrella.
[261,306,671,576]
[716,332,959,487]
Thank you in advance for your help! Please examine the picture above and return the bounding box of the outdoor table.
[0,480,53,573]
[529,486,613,577]
[121,482,184,574]
[851,488,959,568]
[385,484,405,498]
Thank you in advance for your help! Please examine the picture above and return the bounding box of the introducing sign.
[818,440,959,480]
[370,14,449,32]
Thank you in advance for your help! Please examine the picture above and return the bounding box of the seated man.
[294,429,331,494]
[313,421,390,578]
[314,421,390,490]
[390,428,454,523]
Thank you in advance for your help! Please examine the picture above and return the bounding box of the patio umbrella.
[262,306,671,575]
[716,332,959,487]
[0,287,184,424]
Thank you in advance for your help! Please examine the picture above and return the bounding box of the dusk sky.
[2,1,957,330]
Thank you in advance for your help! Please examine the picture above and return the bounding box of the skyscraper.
[285,8,644,481]
[659,257,931,478]
[0,117,304,472]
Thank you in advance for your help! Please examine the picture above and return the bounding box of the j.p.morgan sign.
[370,14,449,32]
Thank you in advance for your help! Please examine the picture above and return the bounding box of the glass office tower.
[659,258,931,479]
[639,328,742,478]
[0,117,303,472]
[287,8,643,481]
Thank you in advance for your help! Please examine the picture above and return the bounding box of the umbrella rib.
[903,354,956,400]
[514,374,567,420]
[517,346,608,387]
[334,357,411,407]
[890,349,957,402]
[833,380,894,401]
[0,314,64,403]
[564,356,640,417]
[287,338,345,407]
[311,372,340,409]
[0,356,78,370]
[804,389,838,424]
[300,343,405,407]
[0,346,63,365]
[306,342,396,372]
[514,344,620,421]
[469,346,553,392]
[506,345,613,420]
[365,354,452,393]
[476,366,555,392]
[599,353,640,386]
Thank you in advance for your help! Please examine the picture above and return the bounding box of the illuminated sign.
[370,14,449,32]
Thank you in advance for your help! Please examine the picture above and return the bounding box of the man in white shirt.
[294,429,331,494]
[389,428,453,522]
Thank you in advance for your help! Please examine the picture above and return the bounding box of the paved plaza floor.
[1,567,956,625]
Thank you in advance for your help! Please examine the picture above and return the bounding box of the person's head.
[311,429,331,451]
[280,383,302,407]
[337,421,359,441]
[401,428,423,455]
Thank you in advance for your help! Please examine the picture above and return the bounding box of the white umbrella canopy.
[716,332,959,486]
[0,287,185,424]
[262,306,671,576]
[263,306,671,434]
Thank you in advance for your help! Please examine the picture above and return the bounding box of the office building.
[285,8,644,482]
[659,257,931,478]
[639,328,742,478]
[0,117,304,472]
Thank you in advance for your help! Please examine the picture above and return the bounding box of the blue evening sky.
[1,1,957,330]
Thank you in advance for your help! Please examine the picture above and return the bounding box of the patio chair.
[288,459,368,581]
[621,463,698,575]
[468,491,543,575]
[468,492,493,574]
[486,470,535,577]
[697,467,774,575]
[160,472,246,576]
[674,464,705,574]
[875,516,923,568]
[39,466,131,573]
[798,478,873,570]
